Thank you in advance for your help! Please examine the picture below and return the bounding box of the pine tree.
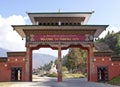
[115,34,120,56]
[65,48,87,73]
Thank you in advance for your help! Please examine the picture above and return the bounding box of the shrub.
[108,75,120,86]
[47,73,57,77]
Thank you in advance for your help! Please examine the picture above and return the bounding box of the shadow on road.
[32,77,88,87]
[31,77,116,87]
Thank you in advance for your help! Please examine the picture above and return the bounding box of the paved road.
[1,77,120,87]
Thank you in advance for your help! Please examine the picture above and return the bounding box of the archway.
[24,42,94,82]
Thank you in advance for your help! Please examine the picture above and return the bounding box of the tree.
[62,66,68,72]
[42,61,53,71]
[65,48,87,73]
[62,55,68,66]
[115,34,120,56]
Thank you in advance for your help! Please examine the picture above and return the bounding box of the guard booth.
[12,11,108,82]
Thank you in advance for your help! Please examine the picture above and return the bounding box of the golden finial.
[58,8,61,13]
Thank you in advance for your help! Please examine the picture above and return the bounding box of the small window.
[47,23,50,25]
[51,23,54,25]
[66,23,68,25]
[39,23,42,25]
[43,23,46,25]
[78,23,81,25]
[69,23,72,25]
[55,23,58,25]
[61,23,64,25]
[74,23,77,25]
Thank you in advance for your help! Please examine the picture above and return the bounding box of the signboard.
[29,34,90,42]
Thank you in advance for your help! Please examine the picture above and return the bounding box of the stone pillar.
[57,43,62,82]
[25,43,32,81]
[87,44,94,81]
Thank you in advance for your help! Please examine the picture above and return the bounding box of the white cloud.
[33,48,68,57]
[0,15,27,51]
[0,15,68,57]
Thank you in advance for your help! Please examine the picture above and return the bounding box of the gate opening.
[97,66,108,82]
[11,67,22,81]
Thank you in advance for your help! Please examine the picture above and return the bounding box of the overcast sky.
[0,0,120,57]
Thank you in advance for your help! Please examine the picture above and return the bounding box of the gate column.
[25,43,32,81]
[87,44,94,81]
[57,43,62,82]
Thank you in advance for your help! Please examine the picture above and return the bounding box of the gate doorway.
[11,67,22,81]
[97,66,108,82]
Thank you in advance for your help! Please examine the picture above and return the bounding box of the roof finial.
[26,11,28,14]
[58,8,61,13]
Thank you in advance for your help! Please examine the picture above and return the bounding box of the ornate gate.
[12,12,108,82]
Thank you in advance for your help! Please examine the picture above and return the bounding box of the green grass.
[46,73,85,78]
[63,73,85,78]
[46,73,58,77]
[108,75,120,86]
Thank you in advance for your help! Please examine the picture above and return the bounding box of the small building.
[92,51,120,82]
[0,52,26,81]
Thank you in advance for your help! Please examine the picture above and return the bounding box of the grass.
[46,73,58,77]
[108,75,120,86]
[63,73,85,78]
[45,73,85,78]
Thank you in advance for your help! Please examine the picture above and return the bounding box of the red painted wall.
[0,51,120,82]
[108,61,120,80]
[0,56,26,81]
[93,55,120,82]
[0,62,11,81]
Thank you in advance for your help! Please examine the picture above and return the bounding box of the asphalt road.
[1,76,120,87]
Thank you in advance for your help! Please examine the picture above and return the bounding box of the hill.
[0,48,8,57]
[0,48,57,68]
[33,53,57,68]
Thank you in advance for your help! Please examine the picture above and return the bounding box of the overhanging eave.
[27,12,94,25]
[12,25,108,39]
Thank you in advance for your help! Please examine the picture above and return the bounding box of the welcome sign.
[29,34,90,42]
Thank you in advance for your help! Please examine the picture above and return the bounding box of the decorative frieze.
[0,58,7,62]
[111,56,120,61]
[94,52,112,56]
[7,52,26,57]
